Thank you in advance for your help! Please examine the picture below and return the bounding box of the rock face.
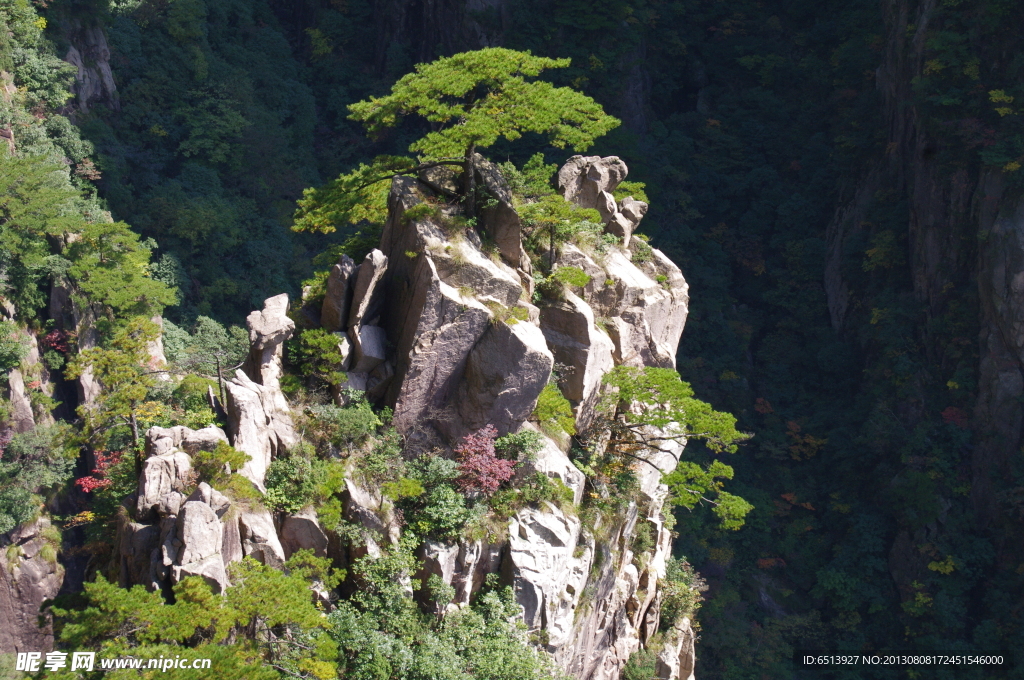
[225,370,297,490]
[0,518,63,654]
[111,156,695,680]
[336,159,694,679]
[63,20,119,114]
[243,293,294,389]
[321,255,357,333]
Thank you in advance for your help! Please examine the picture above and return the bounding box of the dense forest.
[1,0,1023,677]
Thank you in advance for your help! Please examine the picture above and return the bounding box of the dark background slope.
[45,0,1024,676]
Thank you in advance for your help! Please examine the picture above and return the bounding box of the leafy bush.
[659,557,708,627]
[163,317,249,376]
[630,236,653,264]
[551,265,591,288]
[381,477,425,502]
[191,441,251,488]
[0,321,27,374]
[265,450,346,514]
[0,425,76,534]
[499,152,557,200]
[357,429,404,485]
[494,429,545,461]
[173,374,217,411]
[289,328,348,389]
[405,484,473,540]
[489,472,575,519]
[306,400,381,448]
[622,647,658,680]
[532,382,576,435]
[42,348,64,371]
[612,181,649,204]
[455,425,517,495]
[330,541,554,679]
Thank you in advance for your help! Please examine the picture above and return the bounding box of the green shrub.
[631,519,656,555]
[264,445,346,514]
[622,647,658,680]
[307,401,381,448]
[499,152,557,200]
[357,429,404,485]
[289,328,348,388]
[482,300,530,325]
[612,181,649,203]
[406,484,472,540]
[0,321,27,374]
[631,237,653,264]
[551,266,591,288]
[532,382,575,435]
[173,375,217,411]
[0,425,76,534]
[659,557,708,627]
[402,202,438,225]
[406,455,460,487]
[191,441,251,488]
[382,477,425,502]
[42,349,64,371]
[265,456,322,514]
[494,430,545,461]
[489,472,575,519]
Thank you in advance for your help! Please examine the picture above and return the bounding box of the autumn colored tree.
[455,425,518,495]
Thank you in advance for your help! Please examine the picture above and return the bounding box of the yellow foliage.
[927,555,956,575]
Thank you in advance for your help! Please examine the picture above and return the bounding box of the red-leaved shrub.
[455,425,517,495]
[75,450,122,493]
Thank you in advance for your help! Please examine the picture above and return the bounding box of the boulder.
[221,513,244,568]
[144,425,227,458]
[348,249,389,330]
[280,507,329,558]
[418,164,460,195]
[415,539,461,601]
[450,317,553,438]
[375,178,523,438]
[175,501,223,566]
[6,368,34,433]
[225,370,297,489]
[385,257,493,438]
[350,324,387,373]
[243,294,294,390]
[321,255,357,333]
[137,450,192,520]
[432,240,522,307]
[172,553,229,594]
[558,156,628,208]
[450,539,504,606]
[557,245,688,370]
[556,155,600,204]
[538,291,615,424]
[237,508,286,569]
[186,482,231,518]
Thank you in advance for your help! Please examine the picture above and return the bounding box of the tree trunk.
[216,355,225,405]
[463,144,476,218]
[130,410,142,475]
